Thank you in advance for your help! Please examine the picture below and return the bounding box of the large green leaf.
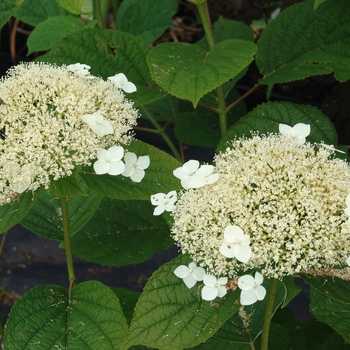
[0,190,39,233]
[147,39,257,107]
[0,0,24,28]
[27,16,84,55]
[116,0,178,45]
[217,101,338,153]
[302,274,350,343]
[14,0,71,26]
[123,254,241,350]
[36,28,166,107]
[3,281,128,349]
[256,0,350,84]
[20,184,102,240]
[71,198,173,266]
[81,140,181,200]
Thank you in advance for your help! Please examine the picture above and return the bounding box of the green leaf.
[302,274,350,343]
[0,0,24,28]
[111,287,141,324]
[280,276,301,308]
[147,39,257,107]
[217,101,338,153]
[27,16,84,55]
[81,140,181,200]
[14,0,71,26]
[20,183,102,240]
[0,190,39,233]
[123,254,241,350]
[71,198,173,266]
[3,281,128,349]
[314,0,328,9]
[35,28,166,107]
[196,16,254,50]
[116,0,178,45]
[49,173,88,197]
[140,95,180,122]
[57,0,82,14]
[256,0,350,84]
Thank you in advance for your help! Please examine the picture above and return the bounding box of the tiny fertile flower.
[122,152,150,182]
[201,274,227,301]
[238,272,266,306]
[151,190,177,216]
[108,73,137,93]
[188,164,220,189]
[174,262,206,289]
[279,123,310,145]
[66,63,92,77]
[220,225,251,263]
[81,111,114,137]
[94,146,125,175]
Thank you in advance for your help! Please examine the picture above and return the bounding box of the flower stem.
[261,278,278,350]
[139,106,182,162]
[60,196,76,293]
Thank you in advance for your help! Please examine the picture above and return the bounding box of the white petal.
[224,225,244,243]
[346,256,350,266]
[130,168,145,182]
[256,285,267,301]
[173,167,187,180]
[174,265,189,279]
[188,176,206,189]
[240,288,258,306]
[254,271,264,285]
[279,123,293,136]
[180,176,192,190]
[217,277,228,285]
[136,155,150,170]
[219,240,236,258]
[201,286,218,301]
[205,173,220,185]
[122,163,135,177]
[122,81,137,93]
[234,245,252,263]
[108,146,124,161]
[94,160,109,174]
[96,148,108,160]
[183,160,200,174]
[153,205,165,216]
[124,152,137,164]
[293,123,310,138]
[217,286,227,298]
[188,262,197,270]
[238,275,254,290]
[167,190,177,204]
[92,119,114,137]
[108,160,125,176]
[183,274,197,289]
[192,266,206,281]
[194,164,214,177]
[203,274,216,287]
[151,193,166,205]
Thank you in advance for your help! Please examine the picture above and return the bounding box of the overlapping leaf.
[123,254,241,350]
[4,281,128,349]
[71,198,173,266]
[0,0,24,28]
[256,0,350,84]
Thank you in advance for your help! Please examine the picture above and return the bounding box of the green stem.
[60,196,76,293]
[93,0,110,28]
[261,278,278,350]
[140,106,182,162]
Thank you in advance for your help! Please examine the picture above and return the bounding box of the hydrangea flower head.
[171,132,350,279]
[0,62,138,204]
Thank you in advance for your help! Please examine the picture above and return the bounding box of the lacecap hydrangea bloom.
[171,132,350,279]
[0,62,138,204]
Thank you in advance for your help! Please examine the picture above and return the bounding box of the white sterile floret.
[188,164,220,189]
[93,146,125,175]
[81,111,114,137]
[66,63,92,77]
[174,262,205,289]
[346,257,350,266]
[219,225,251,263]
[122,152,150,182]
[238,272,266,306]
[0,62,138,204]
[279,123,310,144]
[173,160,200,189]
[151,191,177,216]
[108,73,137,93]
[201,274,227,301]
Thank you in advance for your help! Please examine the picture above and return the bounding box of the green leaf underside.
[147,39,257,107]
[196,17,255,50]
[35,28,166,107]
[0,0,24,28]
[71,198,173,267]
[123,254,241,350]
[116,0,178,45]
[302,274,350,343]
[20,183,102,240]
[3,281,128,349]
[256,0,350,84]
[217,101,338,153]
[27,16,84,55]
[81,140,181,200]
[14,0,71,26]
[0,190,38,233]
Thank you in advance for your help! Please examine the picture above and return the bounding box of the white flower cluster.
[0,62,144,203]
[171,124,350,305]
